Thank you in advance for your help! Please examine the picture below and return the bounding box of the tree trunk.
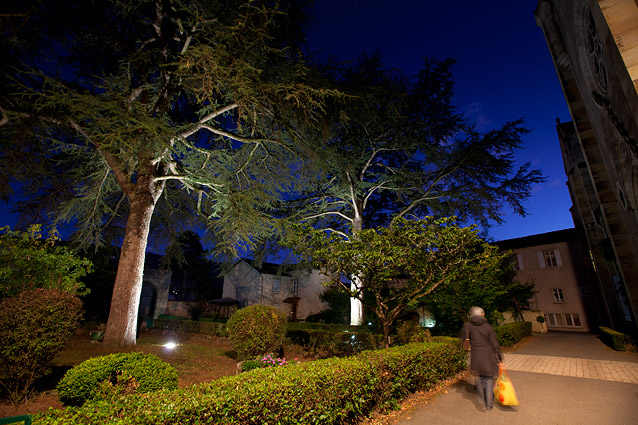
[350,275,363,326]
[103,175,164,347]
[382,322,391,348]
[350,211,364,326]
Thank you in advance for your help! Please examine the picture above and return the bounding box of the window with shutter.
[539,250,560,268]
[516,254,525,270]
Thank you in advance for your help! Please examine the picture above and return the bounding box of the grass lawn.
[0,327,310,418]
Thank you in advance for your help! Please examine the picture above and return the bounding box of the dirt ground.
[0,327,311,418]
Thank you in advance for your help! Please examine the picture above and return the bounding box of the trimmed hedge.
[154,318,227,337]
[599,326,633,351]
[57,352,178,406]
[36,339,466,424]
[494,321,532,347]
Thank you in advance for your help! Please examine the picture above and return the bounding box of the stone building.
[222,259,329,321]
[497,229,597,332]
[535,0,638,333]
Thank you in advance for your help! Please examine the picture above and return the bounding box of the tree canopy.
[287,53,545,236]
[0,0,336,346]
[165,230,223,302]
[287,217,507,347]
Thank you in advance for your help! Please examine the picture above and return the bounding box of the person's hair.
[468,306,484,317]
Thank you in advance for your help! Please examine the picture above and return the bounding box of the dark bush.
[599,326,634,351]
[305,308,346,324]
[286,327,383,356]
[56,352,178,406]
[394,321,432,345]
[227,305,287,360]
[0,288,83,404]
[287,322,356,332]
[156,314,188,321]
[495,321,532,346]
[36,339,466,424]
[154,317,227,336]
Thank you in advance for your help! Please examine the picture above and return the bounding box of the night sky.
[306,0,574,241]
[0,0,575,243]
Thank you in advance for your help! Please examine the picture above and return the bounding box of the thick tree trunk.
[103,175,163,347]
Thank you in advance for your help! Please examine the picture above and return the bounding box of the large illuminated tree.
[286,54,544,324]
[0,0,335,346]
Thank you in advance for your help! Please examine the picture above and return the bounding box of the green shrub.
[0,225,92,299]
[36,339,466,424]
[394,321,432,345]
[56,352,178,406]
[599,326,633,351]
[239,355,299,372]
[495,321,532,346]
[286,328,383,356]
[0,288,83,404]
[227,305,287,360]
[239,359,264,372]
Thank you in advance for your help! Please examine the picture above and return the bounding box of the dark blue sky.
[306,0,574,241]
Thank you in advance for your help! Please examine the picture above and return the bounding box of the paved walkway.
[390,332,638,425]
[505,353,638,383]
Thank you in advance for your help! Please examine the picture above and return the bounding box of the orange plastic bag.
[494,364,519,406]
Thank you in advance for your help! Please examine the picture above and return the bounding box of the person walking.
[461,306,504,411]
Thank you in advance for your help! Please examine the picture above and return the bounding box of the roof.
[234,258,293,276]
[494,228,577,251]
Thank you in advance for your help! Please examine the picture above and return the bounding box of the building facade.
[498,229,596,332]
[222,259,329,321]
[535,0,638,333]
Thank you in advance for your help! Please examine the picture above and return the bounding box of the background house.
[536,0,638,334]
[222,259,329,321]
[497,229,596,332]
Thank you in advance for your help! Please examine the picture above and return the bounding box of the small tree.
[227,304,287,361]
[424,257,536,333]
[0,288,83,404]
[289,217,505,347]
[0,225,92,300]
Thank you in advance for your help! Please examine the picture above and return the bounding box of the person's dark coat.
[461,315,503,376]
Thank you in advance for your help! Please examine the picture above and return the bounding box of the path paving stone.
[504,353,638,383]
